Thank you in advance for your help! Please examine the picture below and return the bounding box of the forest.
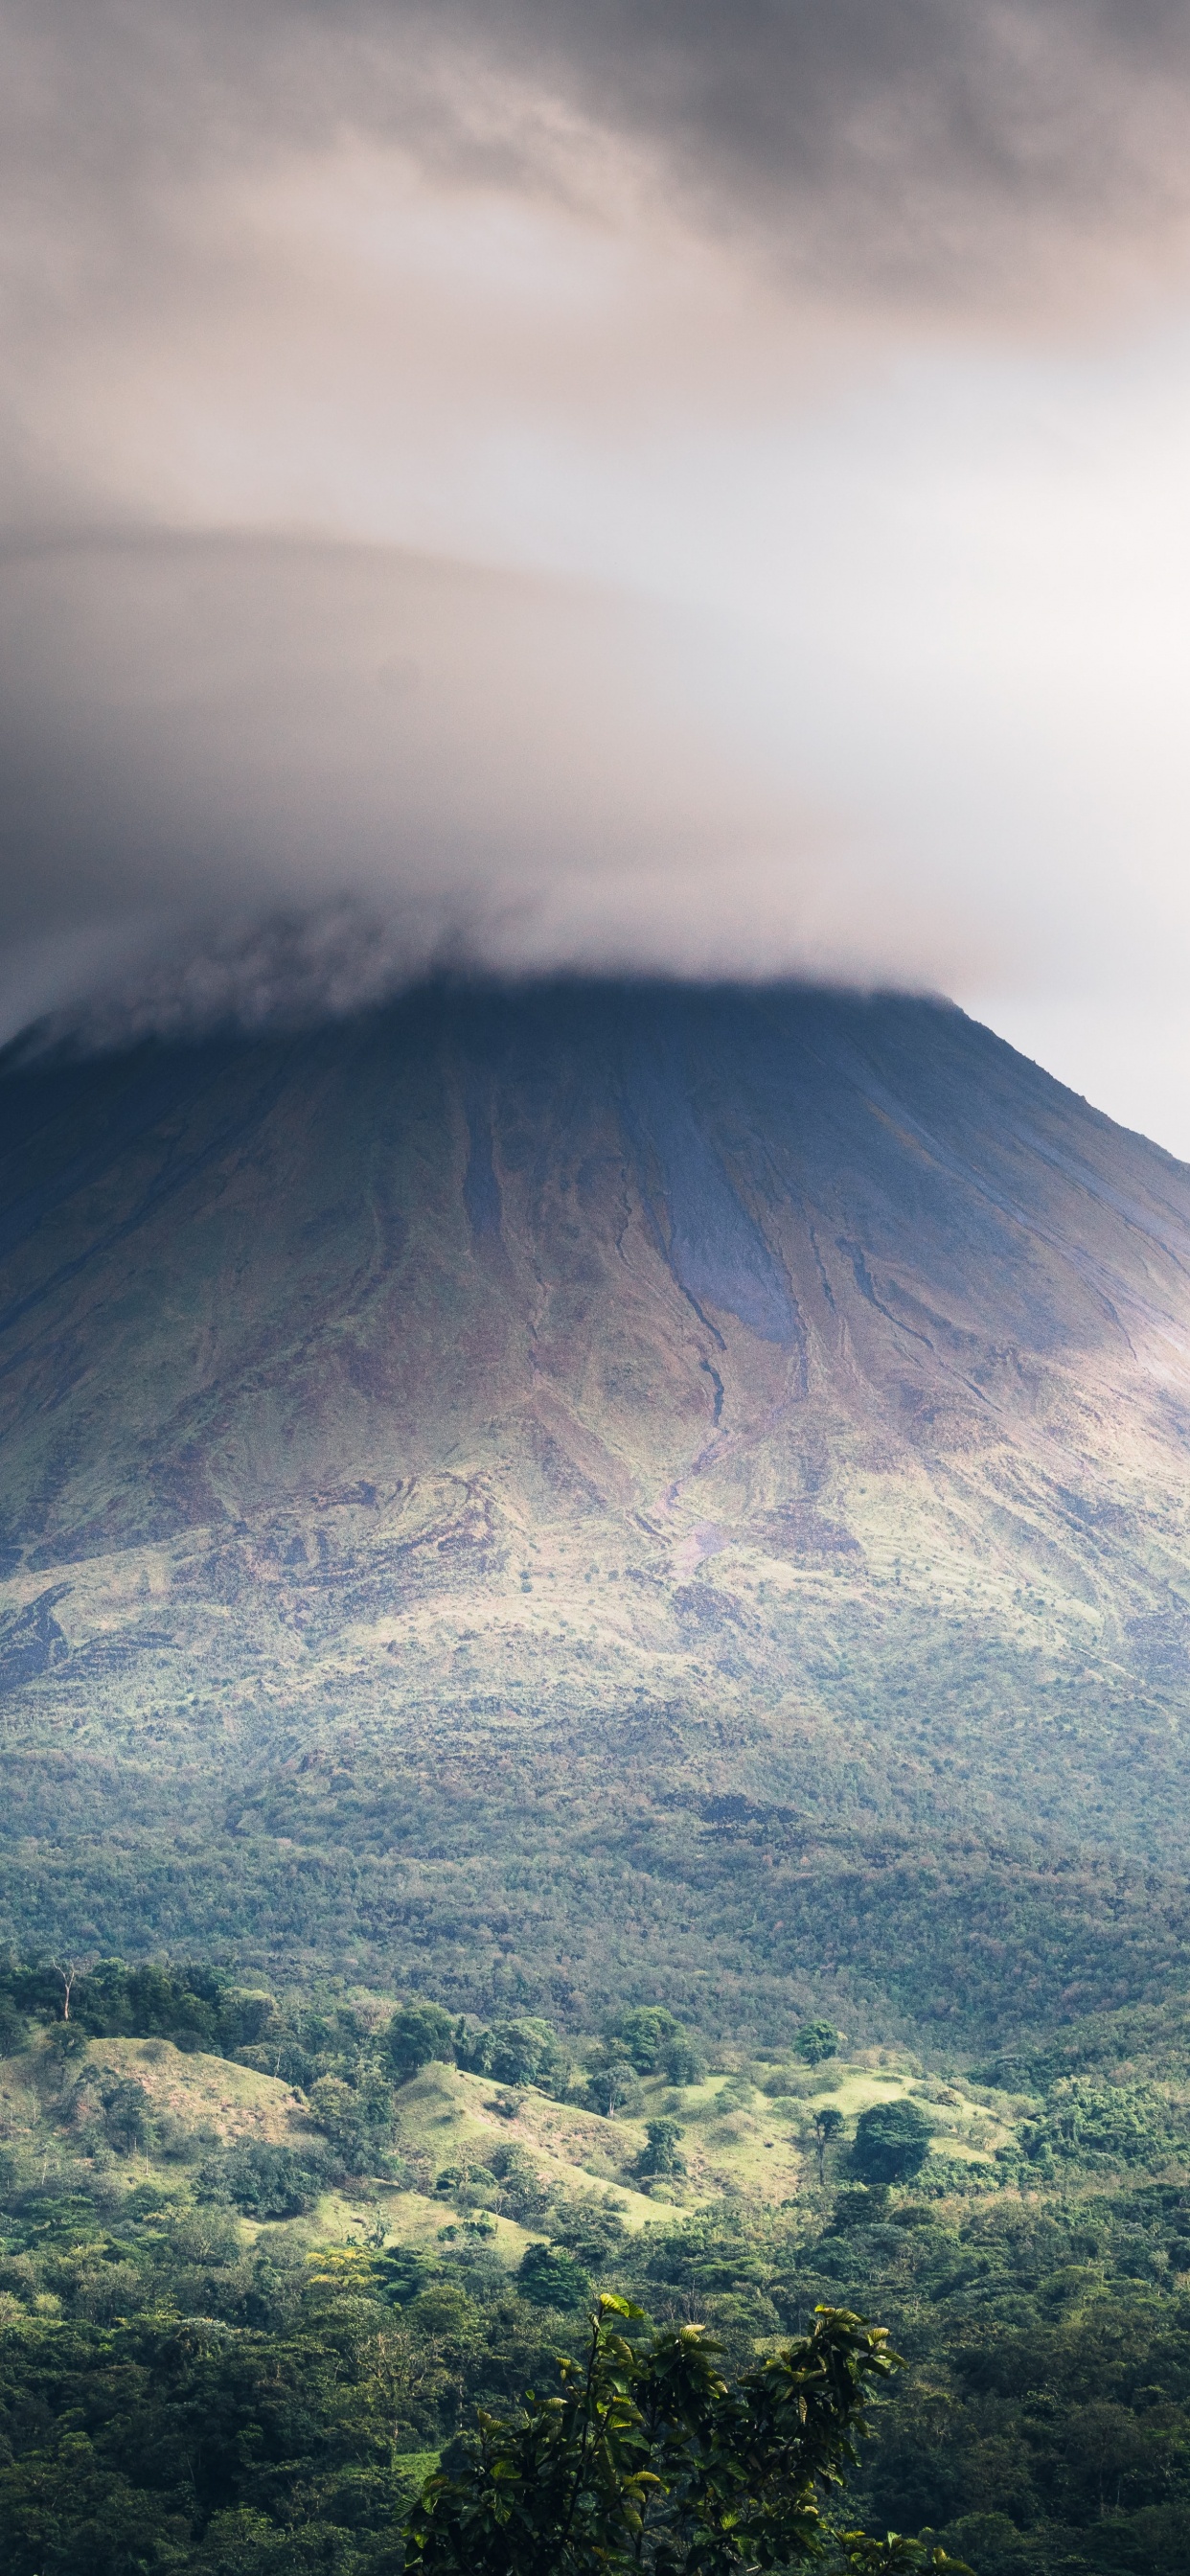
[2,1955,1190,2572]
[5,1714,1190,2056]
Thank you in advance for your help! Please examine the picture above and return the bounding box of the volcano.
[4,982,1190,2040]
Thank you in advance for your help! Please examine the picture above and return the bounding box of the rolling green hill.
[3,980,1190,2044]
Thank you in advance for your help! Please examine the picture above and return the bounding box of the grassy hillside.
[0,2024,1013,2256]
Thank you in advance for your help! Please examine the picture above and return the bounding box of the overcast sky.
[5,2,1190,1146]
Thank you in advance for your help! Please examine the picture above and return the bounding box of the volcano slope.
[3,980,1190,2049]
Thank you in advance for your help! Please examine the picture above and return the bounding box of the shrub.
[214,2141,325,2220]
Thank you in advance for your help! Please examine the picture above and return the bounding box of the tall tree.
[812,2106,846,2185]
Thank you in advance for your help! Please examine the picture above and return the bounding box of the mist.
[4,5,1190,1143]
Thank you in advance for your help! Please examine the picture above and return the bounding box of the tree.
[488,2140,552,2222]
[547,2194,628,2264]
[386,2001,457,2080]
[217,2140,323,2219]
[795,2021,841,2067]
[515,2243,593,2311]
[851,2101,932,2187]
[661,2032,707,2086]
[98,2075,153,2157]
[584,2044,644,2119]
[53,1960,82,2021]
[833,2186,889,2232]
[812,2105,846,2184]
[408,2295,908,2576]
[373,2243,440,2306]
[488,2018,564,2089]
[309,2071,398,2174]
[456,2014,571,2095]
[614,2007,684,2073]
[837,2539,970,2574]
[637,2118,687,2177]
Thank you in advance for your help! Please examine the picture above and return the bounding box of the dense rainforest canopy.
[3,1952,1190,2572]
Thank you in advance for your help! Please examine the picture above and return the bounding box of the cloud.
[1,528,992,1046]
[4,904,452,1058]
[6,6,1190,557]
[445,0,1190,313]
[8,4,1190,331]
[3,0,1190,1127]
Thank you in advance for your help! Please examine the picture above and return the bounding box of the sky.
[5,4,1190,1146]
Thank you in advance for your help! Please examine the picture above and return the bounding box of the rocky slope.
[3,982,1190,2031]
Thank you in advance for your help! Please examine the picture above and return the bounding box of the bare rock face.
[3,981,1190,2028]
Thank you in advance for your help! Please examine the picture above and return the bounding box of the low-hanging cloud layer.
[6,3,1190,1141]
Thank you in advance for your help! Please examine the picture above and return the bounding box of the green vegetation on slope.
[3,1958,1190,2569]
[6,1724,1190,2053]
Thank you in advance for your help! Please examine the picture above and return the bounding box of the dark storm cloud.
[449,0,1190,304]
[6,1,1190,313]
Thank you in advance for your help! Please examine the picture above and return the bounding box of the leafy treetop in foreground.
[410,2296,965,2576]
